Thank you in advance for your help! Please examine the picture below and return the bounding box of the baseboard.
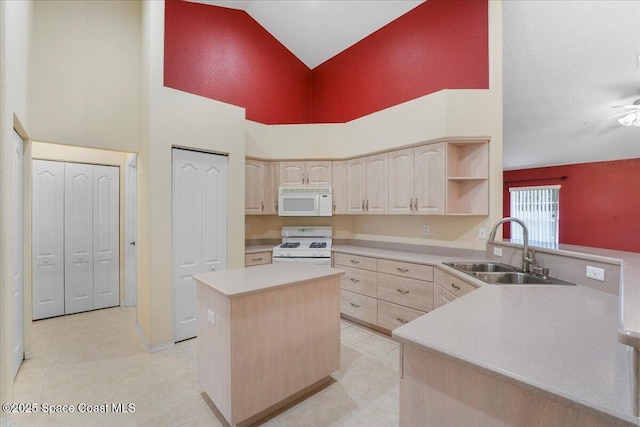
[135,322,175,354]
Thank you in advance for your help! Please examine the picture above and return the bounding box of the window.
[509,185,560,248]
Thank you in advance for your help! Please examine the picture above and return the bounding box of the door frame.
[125,154,137,308]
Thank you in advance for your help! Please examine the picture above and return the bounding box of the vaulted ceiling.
[188,0,640,169]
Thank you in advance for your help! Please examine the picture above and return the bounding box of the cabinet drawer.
[340,290,377,324]
[244,252,272,267]
[377,273,434,312]
[436,269,477,298]
[334,253,377,271]
[377,259,434,282]
[377,300,425,331]
[339,265,377,298]
[434,284,457,309]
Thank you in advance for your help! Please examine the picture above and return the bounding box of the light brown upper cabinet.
[332,161,346,214]
[446,141,488,215]
[278,161,332,187]
[389,143,445,215]
[265,162,279,215]
[245,159,266,215]
[346,153,389,214]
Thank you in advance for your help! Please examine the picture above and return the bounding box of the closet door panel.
[13,131,24,377]
[32,160,65,320]
[93,165,120,309]
[64,163,94,315]
[172,149,204,342]
[202,156,228,275]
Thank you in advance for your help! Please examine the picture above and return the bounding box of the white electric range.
[272,226,333,265]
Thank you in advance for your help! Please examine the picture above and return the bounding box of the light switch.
[586,266,605,281]
[207,309,216,325]
[493,247,503,257]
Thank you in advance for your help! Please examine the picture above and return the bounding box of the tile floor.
[11,307,400,427]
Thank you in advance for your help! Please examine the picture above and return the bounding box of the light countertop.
[244,244,275,254]
[392,284,638,425]
[193,262,344,298]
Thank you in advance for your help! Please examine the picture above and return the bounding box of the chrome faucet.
[488,217,534,272]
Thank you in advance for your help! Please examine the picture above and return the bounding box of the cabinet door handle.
[396,288,410,295]
[350,302,360,308]
[261,201,264,211]
[349,278,360,283]
[350,260,360,264]
[415,198,418,210]
[333,200,336,211]
[396,268,409,273]
[410,198,414,211]
[451,283,461,290]
[275,200,278,210]
[302,176,305,184]
[396,317,409,324]
[366,200,369,211]
[306,177,309,184]
[252,257,263,262]
[362,200,365,211]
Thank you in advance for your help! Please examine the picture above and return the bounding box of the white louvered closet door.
[65,163,95,315]
[93,165,120,309]
[32,160,65,320]
[172,148,228,342]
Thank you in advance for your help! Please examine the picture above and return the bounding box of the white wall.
[29,0,141,151]
[137,1,246,349]
[0,0,33,422]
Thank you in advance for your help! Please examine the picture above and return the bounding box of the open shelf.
[446,141,489,215]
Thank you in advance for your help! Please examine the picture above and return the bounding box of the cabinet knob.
[211,266,216,271]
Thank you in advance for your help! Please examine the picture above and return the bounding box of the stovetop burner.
[310,242,327,248]
[280,242,301,249]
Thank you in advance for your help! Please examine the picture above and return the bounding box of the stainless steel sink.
[472,272,550,285]
[444,262,518,273]
[473,272,576,286]
[444,262,577,286]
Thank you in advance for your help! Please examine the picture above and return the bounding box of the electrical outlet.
[422,225,430,236]
[478,227,486,240]
[207,310,216,325]
[493,247,503,257]
[245,224,250,232]
[586,266,605,281]
[363,223,369,233]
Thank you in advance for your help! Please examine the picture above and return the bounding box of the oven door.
[272,256,331,266]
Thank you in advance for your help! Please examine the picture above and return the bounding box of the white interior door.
[64,163,94,315]
[93,165,120,309]
[12,130,24,378]
[125,154,137,308]
[202,156,228,274]
[32,160,65,320]
[172,148,227,342]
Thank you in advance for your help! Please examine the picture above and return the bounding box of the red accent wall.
[503,159,640,253]
[311,0,489,123]
[164,0,489,125]
[164,0,312,124]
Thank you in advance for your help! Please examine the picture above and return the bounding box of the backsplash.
[487,242,622,295]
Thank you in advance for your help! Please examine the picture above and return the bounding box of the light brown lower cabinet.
[340,290,377,324]
[434,285,457,309]
[244,251,272,267]
[377,300,425,331]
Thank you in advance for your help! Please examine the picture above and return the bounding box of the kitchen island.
[393,284,639,427]
[193,263,344,427]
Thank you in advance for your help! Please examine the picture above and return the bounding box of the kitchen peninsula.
[193,263,344,426]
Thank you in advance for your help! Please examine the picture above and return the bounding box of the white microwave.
[278,187,333,217]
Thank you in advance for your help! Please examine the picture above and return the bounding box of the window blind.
[509,185,560,248]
